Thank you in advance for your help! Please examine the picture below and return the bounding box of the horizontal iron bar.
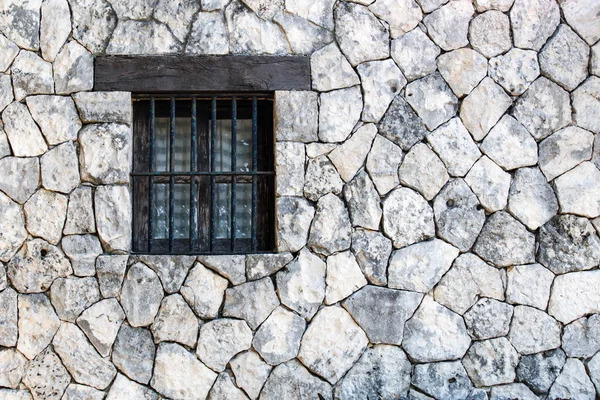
[132,171,275,176]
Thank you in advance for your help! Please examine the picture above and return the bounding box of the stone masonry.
[0,0,600,399]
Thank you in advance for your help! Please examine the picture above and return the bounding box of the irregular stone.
[0,128,10,160]
[416,0,450,12]
[208,371,249,400]
[490,383,538,400]
[69,0,117,53]
[588,352,600,396]
[61,384,104,400]
[562,0,600,45]
[95,185,132,252]
[253,306,305,366]
[511,0,560,51]
[489,48,540,96]
[50,277,99,322]
[573,77,600,134]
[22,347,70,400]
[0,33,18,72]
[0,74,12,112]
[151,294,198,348]
[112,324,155,384]
[399,143,449,200]
[343,170,381,230]
[180,262,227,319]
[77,299,125,357]
[53,41,94,95]
[548,358,596,400]
[0,264,5,291]
[139,255,195,293]
[73,92,132,125]
[260,360,332,400]
[96,255,127,298]
[109,0,155,19]
[379,95,427,151]
[23,190,66,245]
[276,141,305,197]
[40,0,70,62]
[185,11,229,55]
[325,251,367,305]
[246,253,293,281]
[350,229,391,286]
[196,319,252,372]
[276,196,314,252]
[513,77,571,140]
[154,0,199,43]
[61,235,101,277]
[7,239,72,293]
[539,24,589,91]
[506,264,554,310]
[402,296,471,362]
[517,348,566,395]
[0,192,27,263]
[464,156,511,212]
[79,124,131,185]
[429,120,480,180]
[0,157,39,205]
[412,361,473,400]
[0,288,17,347]
[106,374,158,400]
[2,102,47,157]
[334,1,389,66]
[437,48,487,98]
[405,72,459,131]
[460,77,512,141]
[474,211,535,267]
[508,306,561,355]
[305,141,337,158]
[464,298,513,340]
[285,0,335,30]
[230,350,272,399]
[298,306,368,384]
[365,135,403,195]
[343,285,422,345]
[318,86,362,143]
[11,51,53,101]
[274,12,333,55]
[240,0,283,19]
[0,0,40,50]
[539,126,594,182]
[151,343,217,400]
[0,390,33,400]
[555,162,600,218]
[0,349,28,389]
[275,91,318,143]
[225,1,290,55]
[481,115,538,171]
[463,337,519,387]
[562,315,600,358]
[107,20,181,54]
[39,143,79,195]
[53,323,116,390]
[336,345,411,399]
[26,96,81,146]
[474,0,514,11]
[391,27,440,82]
[469,10,511,58]
[223,277,280,329]
[382,187,435,248]
[310,42,360,91]
[308,193,352,256]
[369,0,421,38]
[358,59,405,123]
[17,294,60,360]
[120,263,163,327]
[508,168,559,230]
[434,253,506,315]
[549,270,600,324]
[423,0,474,51]
[64,187,95,235]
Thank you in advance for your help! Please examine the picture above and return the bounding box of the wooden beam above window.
[94,55,311,93]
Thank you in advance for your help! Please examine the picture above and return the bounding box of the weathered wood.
[95,55,311,92]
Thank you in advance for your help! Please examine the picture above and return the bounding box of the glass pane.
[235,183,252,239]
[215,183,230,239]
[152,183,190,239]
[212,119,253,172]
[153,183,169,239]
[155,117,191,172]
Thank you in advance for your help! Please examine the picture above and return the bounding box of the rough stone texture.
[50,276,100,322]
[548,270,600,324]
[350,229,391,286]
[79,124,131,185]
[53,41,94,94]
[365,135,403,196]
[151,294,198,348]
[112,324,155,385]
[358,59,405,123]
[95,185,131,252]
[464,156,511,213]
[76,298,125,357]
[461,77,512,142]
[17,294,60,360]
[511,0,560,51]
[343,170,381,230]
[310,42,360,91]
[40,0,70,62]
[423,0,474,51]
[308,193,352,256]
[185,12,229,55]
[402,296,471,363]
[229,350,271,399]
[246,253,293,281]
[96,255,127,298]
[412,361,474,400]
[0,287,17,347]
[274,12,334,55]
[392,28,440,82]
[399,143,449,201]
[0,348,28,389]
[276,141,305,197]
[276,197,314,252]
[508,167,559,230]
[26,95,81,145]
[383,187,435,248]
[506,264,554,310]
[0,192,28,263]
[22,347,70,400]
[405,72,459,131]
[588,352,600,397]
[275,91,318,143]
[548,358,596,400]
[180,262,228,319]
[539,126,594,182]
[555,161,600,218]
[69,0,116,53]
[0,74,12,112]
[489,48,540,96]
[0,156,39,205]
[61,385,104,400]
[369,0,421,39]
[327,119,376,182]
[222,277,280,329]
[73,92,131,125]
[0,33,18,73]
[253,306,305,366]
[437,48,487,98]
[379,95,427,151]
[61,235,102,277]
[107,20,181,55]
[489,383,538,400]
[562,315,600,358]
[469,10,511,58]
[106,374,158,400]
[324,251,367,305]
[140,255,196,292]
[208,372,249,400]
[508,306,561,355]
[120,263,164,327]
[573,77,600,134]
[196,319,252,372]
[260,360,332,400]
[154,0,198,43]
[463,337,519,387]
[303,155,344,201]
[464,298,513,340]
[517,348,566,395]
[11,51,54,101]
[2,102,47,157]
[481,115,537,171]
[561,0,600,45]
[40,142,80,195]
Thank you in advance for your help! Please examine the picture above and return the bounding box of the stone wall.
[0,0,599,399]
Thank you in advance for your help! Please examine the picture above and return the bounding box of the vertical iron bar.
[169,97,175,252]
[148,97,155,252]
[251,96,258,252]
[190,97,197,252]
[231,96,237,252]
[210,96,217,252]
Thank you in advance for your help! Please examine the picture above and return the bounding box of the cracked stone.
[112,324,155,385]
[24,190,67,245]
[464,156,511,213]
[151,294,198,348]
[40,142,80,194]
[139,255,196,293]
[180,262,228,319]
[76,298,125,357]
[310,43,360,91]
[517,348,566,395]
[230,350,272,399]
[489,48,540,96]
[412,361,474,400]
[223,277,280,329]
[207,371,249,400]
[303,155,343,202]
[96,255,127,299]
[555,162,600,218]
[318,86,362,143]
[423,0,474,51]
[196,318,253,372]
[469,10,511,58]
[120,263,164,327]
[351,229,392,286]
[50,277,99,322]
[26,95,82,146]
[506,263,554,310]
[548,270,600,324]
[95,185,131,252]
[378,95,427,151]
[438,48,488,98]
[253,306,305,365]
[463,337,519,387]
[391,28,440,82]
[365,135,403,196]
[358,59,405,123]
[510,0,560,51]
[2,102,47,157]
[481,115,538,171]
[154,0,199,43]
[399,143,449,201]
[17,294,60,360]
[508,306,561,355]
[508,167,559,230]
[405,72,459,131]
[382,187,435,249]
[185,12,229,55]
[573,77,600,134]
[308,193,352,256]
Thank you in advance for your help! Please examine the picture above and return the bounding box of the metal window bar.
[210,96,217,252]
[251,96,258,251]
[169,97,176,252]
[148,96,155,252]
[231,96,237,252]
[189,97,197,252]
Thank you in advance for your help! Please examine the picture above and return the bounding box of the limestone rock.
[517,348,566,395]
[39,143,79,195]
[53,322,116,390]
[391,28,440,82]
[0,33,19,72]
[260,360,332,400]
[22,347,70,400]
[109,0,156,19]
[548,358,596,400]
[107,20,181,54]
[61,235,101,277]
[510,0,560,51]
[50,277,99,322]
[0,288,17,347]
[378,95,427,151]
[298,306,368,384]
[402,296,471,363]
[464,156,511,212]
[588,352,600,397]
[464,298,513,340]
[508,306,561,355]
[17,294,60,360]
[573,77,600,134]
[318,86,362,143]
[140,255,196,293]
[489,48,540,96]
[429,119,480,179]
[343,170,381,230]
[334,2,389,66]
[474,211,535,267]
[154,0,199,43]
[246,253,293,281]
[437,48,488,98]
[548,270,600,324]
[62,384,104,400]
[562,0,600,45]
[73,92,132,125]
[253,306,305,365]
[303,155,344,201]
[275,91,318,142]
[26,95,81,146]
[208,372,249,400]
[180,262,228,319]
[112,324,155,384]
[0,157,39,205]
[463,337,519,387]
[196,319,252,372]
[230,350,271,399]
[70,0,117,53]
[222,277,280,329]
[508,167,558,230]
[0,390,33,400]
[151,294,198,348]
[0,74,12,112]
[10,51,53,101]
[506,264,554,310]
[2,102,47,157]
[474,0,514,11]
[0,192,27,263]
[555,162,600,218]
[274,12,334,55]
[310,43,360,91]
[185,12,229,55]
[64,187,96,235]
[423,0,474,51]
[7,239,72,293]
[358,59,405,123]
[416,0,450,12]
[399,143,449,201]
[365,135,403,196]
[285,0,335,30]
[325,251,367,305]
[0,349,28,389]
[382,187,435,248]
[276,141,305,197]
[562,315,600,358]
[343,285,422,345]
[120,263,163,327]
[77,299,125,357]
[350,229,391,286]
[40,0,70,62]
[54,41,94,95]
[482,115,538,171]
[23,190,66,245]
[512,77,571,140]
[412,361,474,400]
[79,124,131,185]
[151,342,217,400]
[96,255,128,298]
[95,185,131,252]
[461,77,512,141]
[0,128,10,160]
[469,10,511,58]
[336,345,411,400]
[106,374,158,400]
[276,196,314,252]
[0,264,5,291]
[489,383,538,400]
[405,72,458,131]
[369,0,421,38]
[308,193,351,256]
[539,126,594,181]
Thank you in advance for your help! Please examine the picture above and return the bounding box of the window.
[131,95,275,254]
